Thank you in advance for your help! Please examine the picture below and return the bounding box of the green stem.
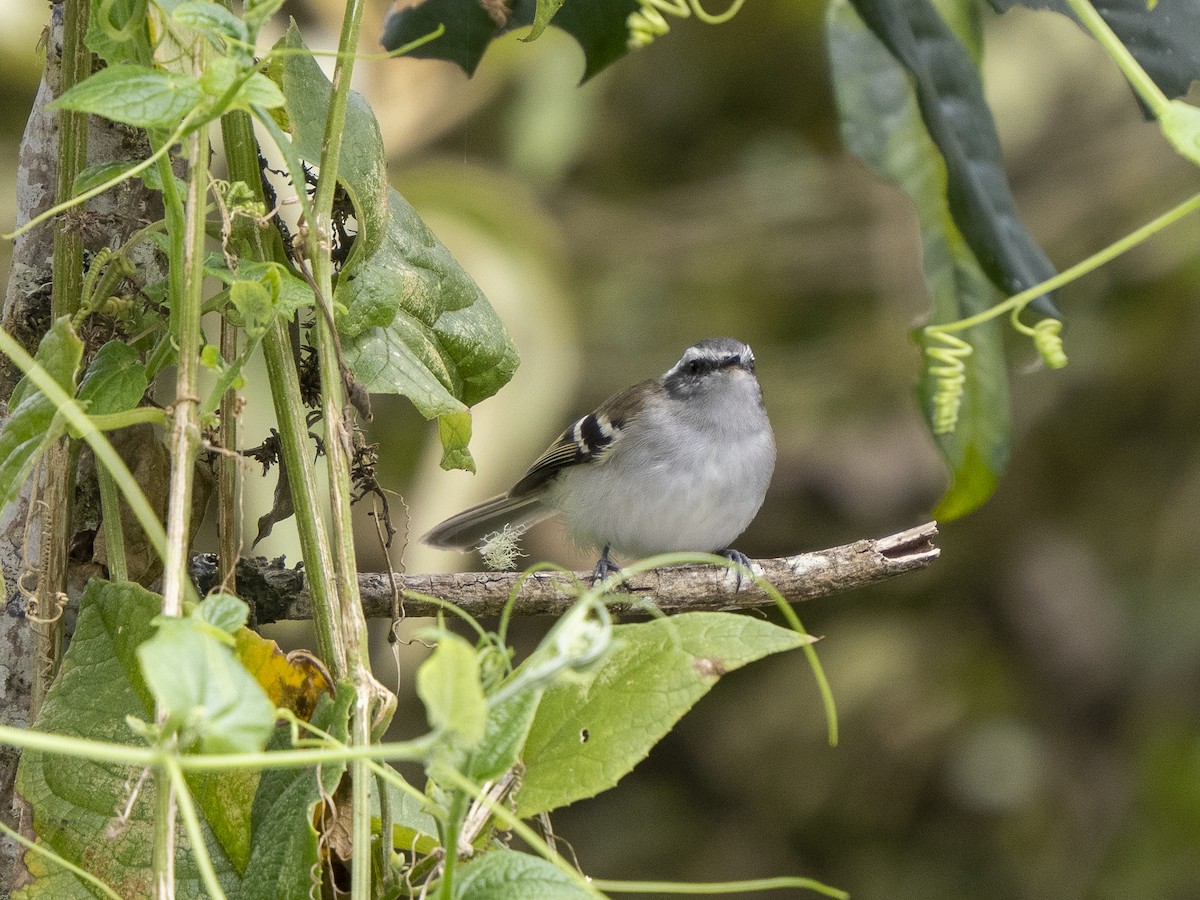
[217,96,345,667]
[928,189,1200,336]
[165,756,228,900]
[217,318,241,592]
[160,118,209,619]
[305,3,385,897]
[259,322,345,669]
[436,768,607,899]
[89,407,168,432]
[1063,0,1169,117]
[592,876,848,898]
[436,789,467,899]
[153,738,176,900]
[0,721,435,769]
[97,466,128,582]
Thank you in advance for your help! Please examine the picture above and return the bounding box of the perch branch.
[192,522,939,623]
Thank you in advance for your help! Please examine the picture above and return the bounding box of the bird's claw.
[718,548,753,591]
[590,544,620,586]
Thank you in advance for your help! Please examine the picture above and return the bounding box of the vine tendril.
[924,330,973,435]
[1011,310,1068,369]
[627,0,748,49]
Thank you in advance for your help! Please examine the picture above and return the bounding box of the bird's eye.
[687,360,703,375]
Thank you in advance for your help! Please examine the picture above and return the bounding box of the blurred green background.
[4,1,1200,897]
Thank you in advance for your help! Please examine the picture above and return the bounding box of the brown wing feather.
[510,380,650,496]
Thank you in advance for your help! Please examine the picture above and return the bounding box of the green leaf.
[373,780,440,856]
[380,0,640,81]
[212,261,313,321]
[452,849,595,900]
[516,612,814,817]
[989,0,1200,99]
[269,25,518,466]
[85,0,147,67]
[72,160,145,197]
[231,72,286,111]
[238,686,353,900]
[845,0,1059,319]
[527,0,569,42]
[438,412,476,473]
[230,276,276,339]
[195,592,250,635]
[50,64,204,130]
[244,0,286,40]
[0,318,83,510]
[270,24,389,261]
[335,189,519,405]
[1162,99,1200,167]
[13,581,244,897]
[173,0,249,49]
[416,633,488,749]
[466,686,544,783]
[337,191,517,471]
[76,340,148,417]
[828,0,1010,519]
[137,616,276,755]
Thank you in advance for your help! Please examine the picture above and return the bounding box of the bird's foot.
[590,545,620,586]
[717,548,754,590]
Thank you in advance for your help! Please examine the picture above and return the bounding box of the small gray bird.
[422,337,776,579]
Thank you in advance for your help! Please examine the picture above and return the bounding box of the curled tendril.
[924,329,973,435]
[626,0,748,49]
[1011,310,1068,369]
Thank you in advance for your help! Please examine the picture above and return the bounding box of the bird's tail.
[420,493,553,551]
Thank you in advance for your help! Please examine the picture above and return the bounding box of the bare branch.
[193,522,939,623]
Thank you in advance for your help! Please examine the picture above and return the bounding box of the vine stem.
[926,189,1200,337]
[31,0,91,721]
[1062,0,1168,117]
[0,721,435,769]
[214,90,346,668]
[303,1,390,897]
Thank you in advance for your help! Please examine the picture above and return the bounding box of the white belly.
[547,411,775,559]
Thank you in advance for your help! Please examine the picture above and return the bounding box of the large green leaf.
[270,27,519,470]
[337,189,519,471]
[829,0,1011,519]
[0,318,83,510]
[452,849,596,899]
[270,25,390,263]
[236,686,353,900]
[516,612,814,817]
[49,65,204,131]
[13,582,241,898]
[380,0,640,82]
[846,0,1059,320]
[989,0,1200,99]
[13,581,347,898]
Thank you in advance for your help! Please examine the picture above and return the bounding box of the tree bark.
[1,6,169,892]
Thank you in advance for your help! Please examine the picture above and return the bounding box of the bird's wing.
[509,379,649,496]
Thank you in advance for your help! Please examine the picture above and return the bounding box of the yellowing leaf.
[234,630,332,721]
